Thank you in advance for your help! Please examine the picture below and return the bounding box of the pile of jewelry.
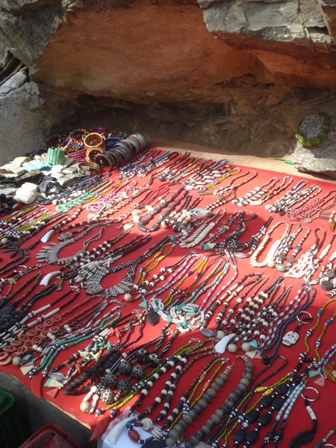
[0,132,335,448]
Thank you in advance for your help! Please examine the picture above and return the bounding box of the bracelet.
[47,147,65,165]
[78,162,101,175]
[85,145,105,162]
[83,132,106,149]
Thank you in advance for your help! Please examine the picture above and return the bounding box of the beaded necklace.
[260,283,317,365]
[39,206,83,243]
[270,223,302,269]
[36,221,111,265]
[274,225,311,272]
[155,152,195,182]
[82,328,175,415]
[162,356,227,429]
[125,340,214,417]
[250,221,291,268]
[4,289,83,363]
[30,303,128,379]
[265,181,316,214]
[55,178,113,212]
[162,256,210,308]
[13,295,108,370]
[196,163,238,191]
[214,212,257,262]
[284,228,327,280]
[165,356,254,448]
[138,188,189,233]
[249,176,293,206]
[182,159,231,191]
[135,252,202,304]
[287,190,336,221]
[169,158,209,185]
[102,236,174,299]
[163,196,203,232]
[232,177,280,207]
[303,297,336,361]
[208,169,258,197]
[216,274,269,347]
[73,234,153,292]
[316,245,336,291]
[206,354,288,447]
[179,211,226,248]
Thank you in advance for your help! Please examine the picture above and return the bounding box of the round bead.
[168,429,180,440]
[80,401,91,413]
[207,387,217,398]
[227,343,237,353]
[188,410,198,419]
[184,414,194,424]
[240,377,250,386]
[190,435,202,445]
[198,398,208,408]
[12,356,22,366]
[165,438,177,447]
[201,425,211,435]
[215,409,224,418]
[216,330,225,340]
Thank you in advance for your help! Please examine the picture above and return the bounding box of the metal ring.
[301,386,319,402]
[296,310,313,324]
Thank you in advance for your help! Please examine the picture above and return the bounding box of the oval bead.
[128,428,140,442]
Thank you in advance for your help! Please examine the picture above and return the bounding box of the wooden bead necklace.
[165,356,254,448]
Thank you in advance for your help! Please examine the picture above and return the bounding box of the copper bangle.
[83,132,106,149]
[85,146,105,162]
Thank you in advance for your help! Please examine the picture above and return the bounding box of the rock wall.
[0,0,335,161]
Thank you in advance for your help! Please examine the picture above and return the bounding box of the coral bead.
[128,428,140,442]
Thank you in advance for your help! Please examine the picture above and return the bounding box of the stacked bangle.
[83,132,106,162]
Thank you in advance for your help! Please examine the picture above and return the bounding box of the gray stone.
[293,116,336,179]
[0,80,45,164]
[0,69,27,94]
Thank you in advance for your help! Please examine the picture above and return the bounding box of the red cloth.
[1,156,335,447]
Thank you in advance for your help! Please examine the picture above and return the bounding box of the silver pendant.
[282,331,299,346]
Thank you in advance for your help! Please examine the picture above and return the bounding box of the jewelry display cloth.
[0,144,335,448]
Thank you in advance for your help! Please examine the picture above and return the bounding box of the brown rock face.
[0,0,335,162]
[33,1,251,104]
